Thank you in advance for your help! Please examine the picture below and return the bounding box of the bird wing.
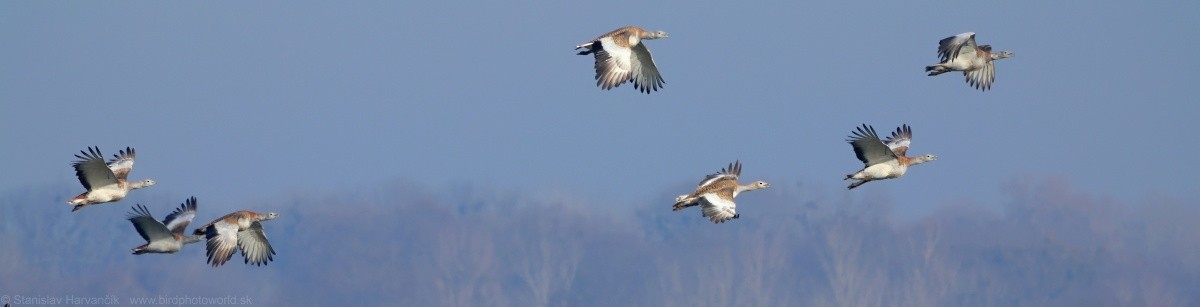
[847,124,898,166]
[965,58,996,91]
[237,222,276,266]
[204,220,240,267]
[629,42,665,93]
[127,204,172,242]
[163,196,198,236]
[699,192,738,223]
[696,161,742,187]
[882,124,913,157]
[937,32,977,63]
[576,26,636,49]
[106,147,137,181]
[590,36,635,90]
[72,147,120,191]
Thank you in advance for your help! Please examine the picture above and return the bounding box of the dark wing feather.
[163,196,198,235]
[107,147,137,181]
[629,43,664,94]
[204,221,240,267]
[72,146,114,191]
[847,124,898,165]
[238,222,276,266]
[127,204,174,243]
[937,32,976,63]
[883,124,913,156]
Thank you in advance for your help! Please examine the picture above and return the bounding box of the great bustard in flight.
[576,26,668,94]
[845,124,937,189]
[673,161,769,223]
[193,210,279,267]
[127,197,204,254]
[68,146,156,212]
[925,32,1013,91]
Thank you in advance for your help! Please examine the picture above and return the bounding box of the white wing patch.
[205,221,241,267]
[106,147,137,181]
[697,174,737,189]
[937,32,976,63]
[697,161,742,187]
[883,125,913,154]
[595,37,634,90]
[699,194,738,224]
[163,197,198,235]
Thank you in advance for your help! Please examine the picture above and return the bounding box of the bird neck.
[908,156,932,165]
[735,183,763,194]
[736,184,754,193]
[182,234,205,244]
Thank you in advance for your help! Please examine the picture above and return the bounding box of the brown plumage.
[575,26,669,94]
[193,210,278,267]
[673,161,770,223]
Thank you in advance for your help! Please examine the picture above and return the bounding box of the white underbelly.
[947,57,984,71]
[147,240,183,253]
[855,162,906,180]
[87,189,126,203]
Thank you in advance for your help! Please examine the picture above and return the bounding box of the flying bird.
[127,197,204,254]
[194,210,278,267]
[68,146,156,212]
[673,161,770,223]
[845,124,937,189]
[925,32,1013,91]
[576,26,668,94]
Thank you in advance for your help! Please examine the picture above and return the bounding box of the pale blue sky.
[2,0,1197,217]
[3,1,1200,305]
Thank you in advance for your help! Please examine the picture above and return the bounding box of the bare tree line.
[0,178,1196,306]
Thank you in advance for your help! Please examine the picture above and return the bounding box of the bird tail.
[67,193,87,205]
[672,195,696,211]
[575,42,596,55]
[925,65,948,76]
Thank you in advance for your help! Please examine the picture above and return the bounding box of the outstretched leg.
[847,179,871,190]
